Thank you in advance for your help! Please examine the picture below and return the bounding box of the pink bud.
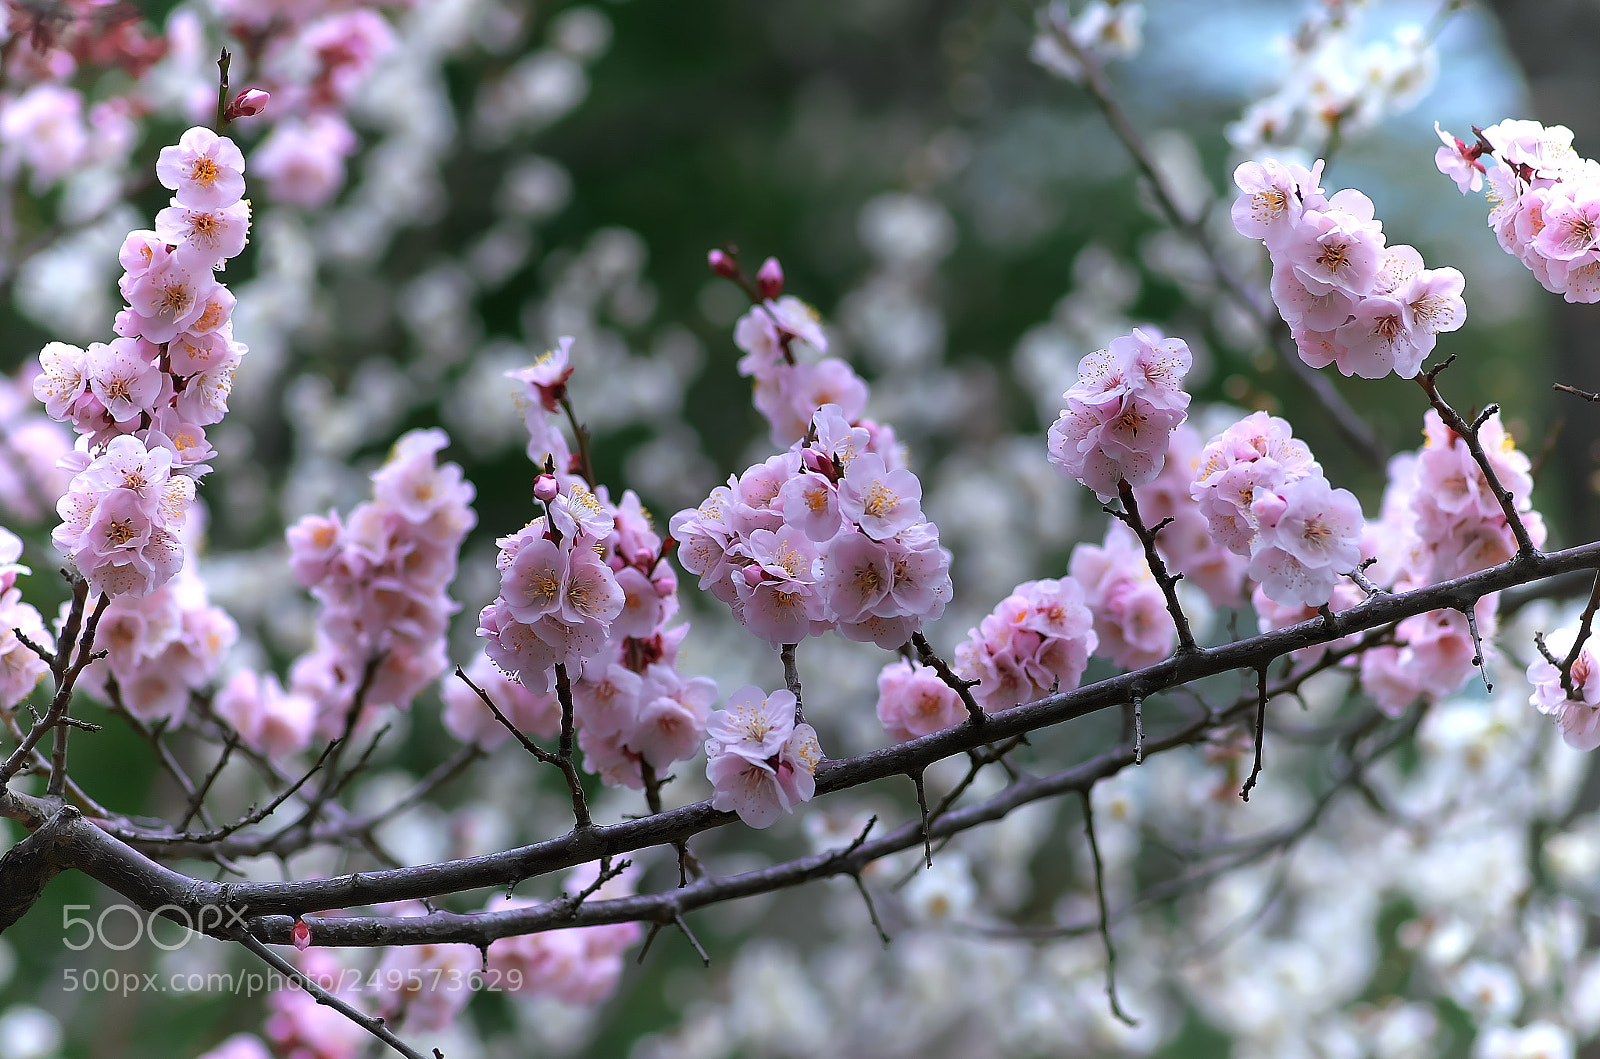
[741,564,764,588]
[291,920,311,950]
[707,249,739,279]
[608,553,628,572]
[756,257,784,299]
[632,547,655,569]
[225,88,270,120]
[801,449,833,476]
[533,474,559,503]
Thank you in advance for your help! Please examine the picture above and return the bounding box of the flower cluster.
[1129,424,1249,609]
[1232,158,1466,379]
[874,660,966,743]
[704,686,822,828]
[1190,411,1364,608]
[1447,119,1600,303]
[0,529,52,711]
[1068,522,1173,670]
[33,126,252,597]
[213,667,316,761]
[75,559,237,727]
[1046,328,1192,498]
[949,576,1098,711]
[482,342,712,789]
[285,429,476,741]
[672,402,952,651]
[485,862,644,1003]
[727,260,871,447]
[1355,410,1544,713]
[0,363,73,524]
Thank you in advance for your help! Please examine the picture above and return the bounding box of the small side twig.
[1558,572,1600,699]
[1241,667,1269,801]
[1114,480,1198,655]
[233,929,438,1059]
[1080,788,1136,1027]
[912,632,984,723]
[911,770,932,869]
[1417,358,1537,558]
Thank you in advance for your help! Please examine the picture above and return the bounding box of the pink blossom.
[506,336,576,413]
[1529,637,1600,751]
[0,83,88,192]
[154,199,252,266]
[1434,122,1485,194]
[214,668,316,760]
[1231,158,1326,251]
[952,576,1097,709]
[1069,522,1174,670]
[876,659,964,743]
[838,451,923,540]
[1249,474,1364,607]
[156,127,247,210]
[252,114,358,209]
[85,339,162,424]
[195,1035,273,1059]
[123,251,218,344]
[706,719,822,828]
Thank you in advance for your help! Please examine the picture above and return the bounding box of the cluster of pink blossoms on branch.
[34,126,250,598]
[1046,326,1191,497]
[1232,157,1466,378]
[1191,411,1364,609]
[479,340,712,791]
[282,430,477,748]
[703,686,821,828]
[1436,119,1600,303]
[672,402,953,651]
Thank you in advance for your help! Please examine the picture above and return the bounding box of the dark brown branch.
[553,663,593,829]
[6,540,1600,937]
[179,734,239,832]
[780,642,806,726]
[1554,382,1600,403]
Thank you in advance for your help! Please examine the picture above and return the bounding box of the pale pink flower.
[1529,638,1600,751]
[252,114,358,209]
[0,83,88,192]
[214,668,316,760]
[875,659,964,743]
[156,127,247,210]
[706,720,822,828]
[1231,157,1326,251]
[85,339,162,424]
[123,252,218,343]
[1070,522,1174,670]
[154,199,252,265]
[195,1034,273,1059]
[630,664,716,768]
[1047,328,1192,496]
[506,336,576,413]
[838,451,923,541]
[1434,122,1486,194]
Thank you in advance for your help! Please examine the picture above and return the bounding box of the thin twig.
[852,873,891,947]
[1241,667,1269,801]
[553,663,593,829]
[912,771,932,869]
[1417,357,1538,557]
[1080,788,1136,1026]
[673,911,710,967]
[912,632,984,723]
[233,929,438,1059]
[179,734,240,832]
[1115,481,1197,654]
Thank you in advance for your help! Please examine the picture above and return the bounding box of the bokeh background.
[2,0,1596,1056]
